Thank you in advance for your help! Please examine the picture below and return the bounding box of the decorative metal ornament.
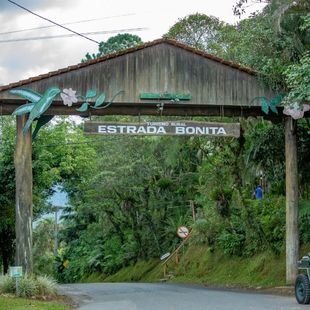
[283,103,310,120]
[10,87,124,138]
[250,94,283,115]
[11,87,60,137]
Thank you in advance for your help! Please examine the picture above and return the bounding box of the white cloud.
[0,0,267,86]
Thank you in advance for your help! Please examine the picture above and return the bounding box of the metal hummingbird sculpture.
[10,87,124,138]
[10,87,60,138]
[23,87,61,135]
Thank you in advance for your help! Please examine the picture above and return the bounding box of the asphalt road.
[60,282,304,310]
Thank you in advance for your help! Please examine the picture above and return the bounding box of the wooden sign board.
[84,121,240,137]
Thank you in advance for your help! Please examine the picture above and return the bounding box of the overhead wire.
[0,27,147,43]
[7,0,100,44]
[0,13,137,36]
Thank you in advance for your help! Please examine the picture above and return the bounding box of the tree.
[164,13,234,57]
[283,52,310,106]
[0,117,96,274]
[82,33,143,62]
[226,0,310,107]
[0,118,19,273]
[56,130,201,282]
[33,218,55,276]
[233,0,270,17]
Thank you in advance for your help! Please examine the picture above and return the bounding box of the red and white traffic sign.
[177,226,189,239]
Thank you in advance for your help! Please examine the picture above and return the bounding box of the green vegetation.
[0,275,68,310]
[166,1,310,109]
[79,246,293,288]
[0,118,96,274]
[0,297,71,310]
[0,0,309,288]
[81,259,162,283]
[81,33,143,62]
[171,247,286,287]
[0,275,58,297]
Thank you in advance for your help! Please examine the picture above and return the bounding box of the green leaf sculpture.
[76,102,89,112]
[269,94,282,114]
[91,90,124,110]
[76,90,124,111]
[249,94,282,115]
[260,97,269,114]
[94,93,106,108]
[86,89,97,99]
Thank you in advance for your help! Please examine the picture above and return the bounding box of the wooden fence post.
[285,117,299,284]
[14,115,33,274]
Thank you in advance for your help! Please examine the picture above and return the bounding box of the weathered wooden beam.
[0,100,288,118]
[14,115,33,274]
[285,117,299,284]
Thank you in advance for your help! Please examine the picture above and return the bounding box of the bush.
[217,230,245,256]
[0,274,58,297]
[191,219,209,245]
[299,200,310,244]
[36,275,58,296]
[252,196,286,252]
[19,275,38,297]
[0,275,15,294]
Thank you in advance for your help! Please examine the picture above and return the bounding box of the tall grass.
[0,274,58,297]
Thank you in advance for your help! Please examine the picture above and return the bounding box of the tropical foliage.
[166,1,310,109]
[81,33,143,62]
[0,118,95,273]
[0,1,309,283]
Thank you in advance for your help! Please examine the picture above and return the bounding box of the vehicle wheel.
[295,274,310,304]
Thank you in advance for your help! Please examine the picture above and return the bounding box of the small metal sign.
[177,226,189,239]
[9,266,23,278]
[160,252,171,261]
[84,121,240,137]
[140,92,191,101]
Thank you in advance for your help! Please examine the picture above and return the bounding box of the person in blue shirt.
[254,185,263,199]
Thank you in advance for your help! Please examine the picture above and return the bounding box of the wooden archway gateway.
[0,38,305,283]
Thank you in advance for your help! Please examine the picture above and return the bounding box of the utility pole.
[54,206,58,256]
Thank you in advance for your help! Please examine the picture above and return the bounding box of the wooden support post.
[190,200,196,222]
[14,115,33,274]
[285,117,299,284]
[176,251,179,264]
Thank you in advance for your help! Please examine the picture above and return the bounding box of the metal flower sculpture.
[283,102,310,120]
[60,88,78,106]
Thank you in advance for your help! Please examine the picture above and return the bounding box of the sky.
[0,0,266,86]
